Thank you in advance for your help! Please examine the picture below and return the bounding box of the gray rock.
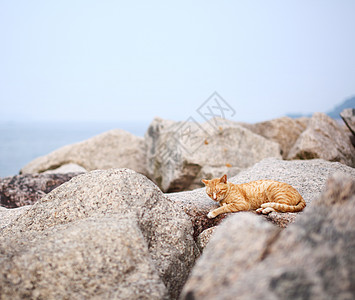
[0,169,199,299]
[146,117,281,192]
[20,129,147,175]
[1,215,168,300]
[181,213,280,300]
[196,226,217,251]
[181,173,355,300]
[168,158,355,234]
[0,206,31,229]
[43,163,87,174]
[340,108,355,146]
[287,112,355,167]
[239,116,309,158]
[340,108,355,135]
[0,173,82,208]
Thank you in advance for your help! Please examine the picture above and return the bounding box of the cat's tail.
[260,199,306,213]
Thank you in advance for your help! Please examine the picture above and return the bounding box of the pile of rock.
[0,169,199,299]
[1,110,354,299]
[14,112,354,196]
[1,160,354,299]
[181,172,355,300]
[168,157,355,242]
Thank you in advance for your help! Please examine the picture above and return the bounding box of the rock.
[196,227,217,251]
[181,173,355,300]
[0,169,199,299]
[340,108,355,136]
[340,108,355,146]
[20,129,147,175]
[43,163,87,174]
[0,206,31,229]
[181,213,280,300]
[168,158,355,236]
[167,187,226,241]
[239,116,309,158]
[1,215,168,300]
[146,117,281,192]
[0,173,82,208]
[229,157,355,227]
[287,112,355,167]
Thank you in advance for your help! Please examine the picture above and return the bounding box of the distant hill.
[287,96,355,119]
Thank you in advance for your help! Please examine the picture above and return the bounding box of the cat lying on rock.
[202,174,306,219]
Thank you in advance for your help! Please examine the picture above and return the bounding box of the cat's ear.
[201,179,209,185]
[220,174,227,183]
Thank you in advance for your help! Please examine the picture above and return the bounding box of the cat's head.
[201,174,228,202]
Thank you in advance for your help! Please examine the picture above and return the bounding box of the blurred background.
[1,0,354,176]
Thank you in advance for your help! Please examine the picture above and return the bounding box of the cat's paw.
[207,211,216,219]
[256,208,263,214]
[256,207,275,215]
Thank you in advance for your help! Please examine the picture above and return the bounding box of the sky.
[0,0,354,124]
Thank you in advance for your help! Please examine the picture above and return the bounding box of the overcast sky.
[1,0,354,123]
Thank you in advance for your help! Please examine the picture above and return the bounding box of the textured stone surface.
[168,158,355,236]
[146,117,281,192]
[196,226,217,251]
[168,187,226,241]
[340,108,355,136]
[288,112,355,167]
[0,173,81,208]
[0,206,31,229]
[181,173,355,300]
[341,108,355,147]
[1,216,168,300]
[0,169,199,299]
[20,129,147,175]
[239,116,309,158]
[181,213,280,300]
[43,163,87,174]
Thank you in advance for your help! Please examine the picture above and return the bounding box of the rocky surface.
[168,158,355,239]
[0,206,31,229]
[146,117,281,192]
[341,108,355,146]
[43,163,88,174]
[341,108,355,136]
[288,112,355,167]
[196,226,217,251]
[239,116,309,158]
[20,129,147,175]
[0,169,199,300]
[180,172,355,300]
[0,173,82,208]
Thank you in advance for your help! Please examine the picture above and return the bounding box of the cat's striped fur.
[202,174,306,218]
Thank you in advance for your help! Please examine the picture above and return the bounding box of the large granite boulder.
[287,112,355,167]
[0,169,199,299]
[181,172,355,300]
[146,117,281,192]
[0,173,82,208]
[167,158,355,240]
[239,116,309,158]
[20,129,147,175]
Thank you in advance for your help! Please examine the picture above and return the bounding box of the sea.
[0,121,150,178]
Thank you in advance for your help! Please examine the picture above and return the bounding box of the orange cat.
[202,174,306,218]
